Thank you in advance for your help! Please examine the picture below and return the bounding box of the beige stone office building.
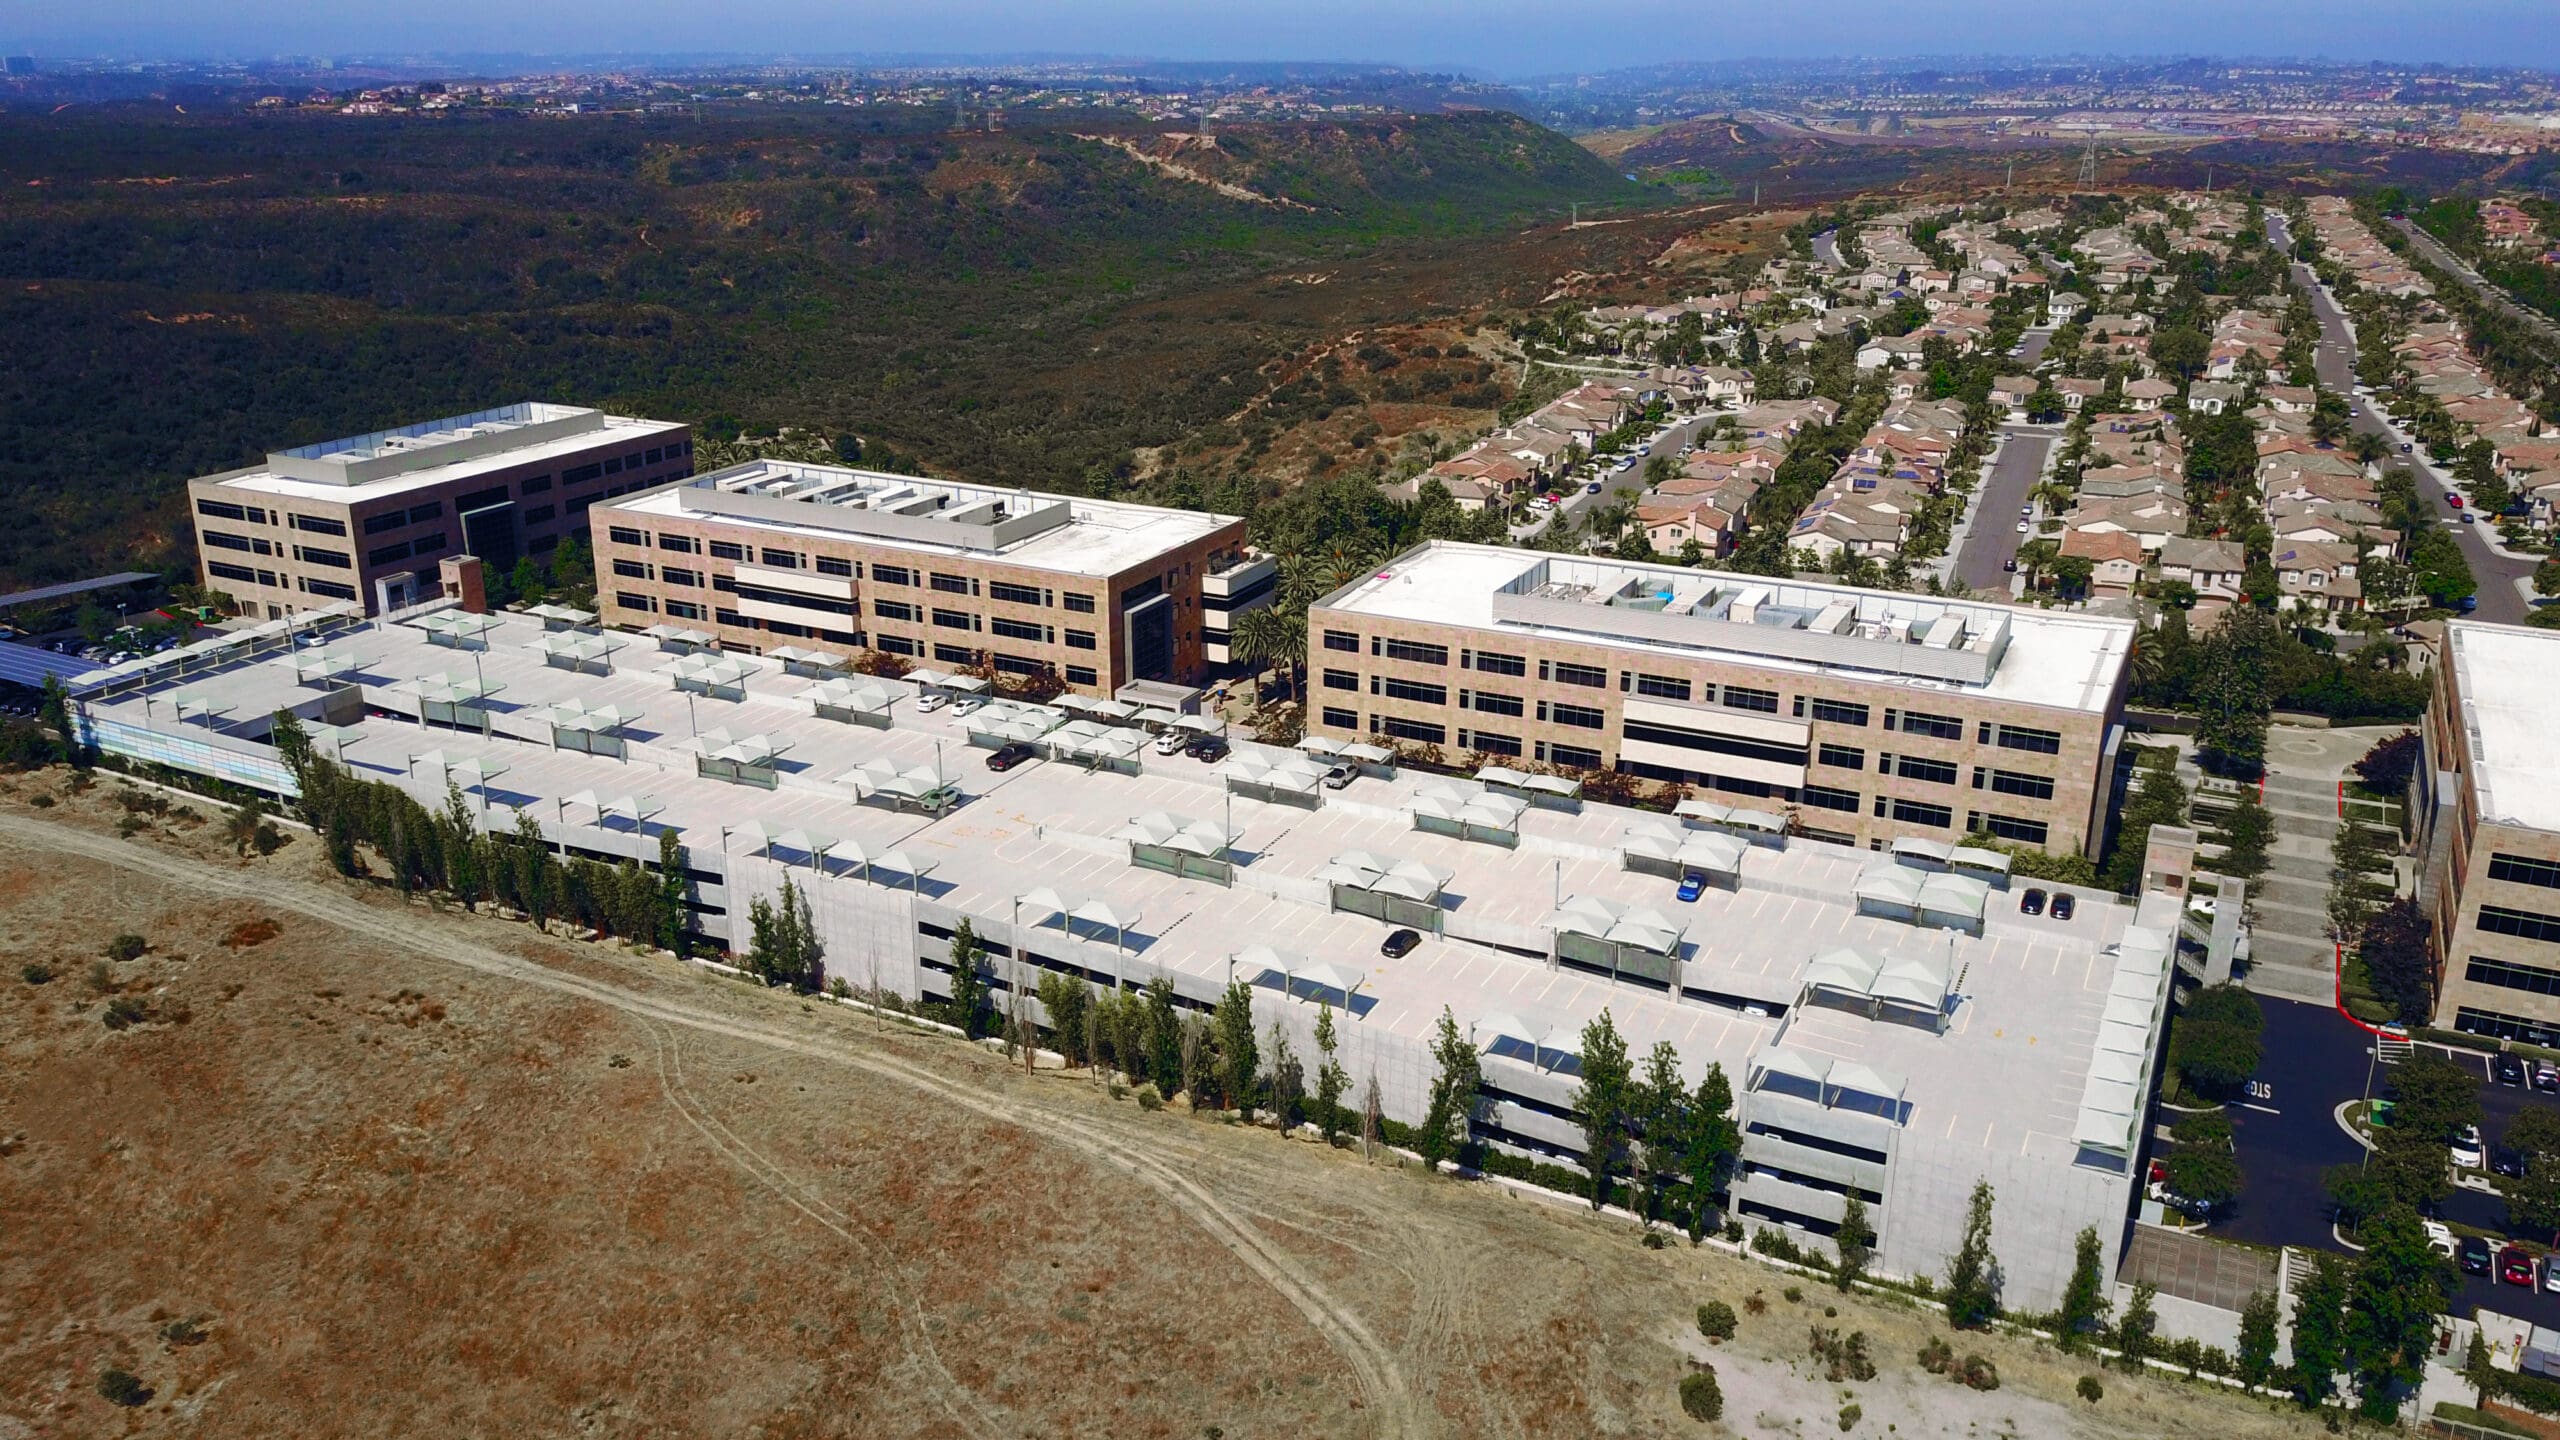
[188,403,694,617]
[592,460,1251,695]
[2420,621,2560,1043]
[1308,544,2135,858]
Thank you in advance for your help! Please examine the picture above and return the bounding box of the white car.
[2453,1124,2486,1170]
[950,696,985,718]
[2014,520,2030,534]
[1153,729,1187,756]
[916,691,950,713]
[2422,1218,2457,1258]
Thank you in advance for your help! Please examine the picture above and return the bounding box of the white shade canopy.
[642,623,717,647]
[801,677,900,713]
[1411,781,1529,832]
[688,727,787,765]
[1112,810,1237,858]
[289,646,372,681]
[662,653,758,689]
[524,602,597,625]
[1547,893,1684,955]
[846,756,948,801]
[530,632,624,666]
[767,645,847,669]
[561,790,658,822]
[1478,764,1580,798]
[535,698,641,732]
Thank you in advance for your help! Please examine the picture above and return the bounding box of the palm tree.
[1229,608,1306,703]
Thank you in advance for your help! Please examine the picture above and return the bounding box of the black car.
[1381,928,1422,959]
[2050,892,2076,922]
[2019,887,2047,917]
[2462,1234,2496,1276]
[1186,735,1230,762]
[2497,1052,2529,1087]
[984,742,1037,772]
[2493,1144,2528,1180]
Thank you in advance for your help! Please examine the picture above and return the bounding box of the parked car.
[2462,1235,2496,1276]
[2504,1246,2538,1287]
[2423,1218,2457,1257]
[1153,729,1188,756]
[2050,893,2076,922]
[1585,481,1603,495]
[2014,520,2030,534]
[2498,1053,2528,1087]
[2493,1144,2528,1180]
[2544,1256,2560,1294]
[2019,887,2047,916]
[2020,506,2033,519]
[916,691,950,713]
[2002,558,2018,573]
[1676,872,1707,903]
[1185,735,1230,763]
[1323,762,1356,790]
[984,742,1036,772]
[2454,1124,2486,1170]
[2448,493,2465,509]
[2536,1061,2559,1093]
[950,696,986,718]
[1380,928,1422,959]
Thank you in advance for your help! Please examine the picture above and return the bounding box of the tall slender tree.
[1418,1006,1481,1173]
[1313,1002,1350,1145]
[1680,1063,1739,1240]
[2056,1226,2110,1351]
[1942,1179,2001,1329]
[2236,1288,2281,1394]
[1636,1040,1687,1225]
[1213,978,1261,1118]
[1571,1009,1634,1211]
[2290,1252,2351,1409]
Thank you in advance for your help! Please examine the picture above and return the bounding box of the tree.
[2236,1287,2281,1393]
[1680,1063,1740,1240]
[37,675,79,768]
[2465,1328,2499,1410]
[1035,971,1091,1067]
[2056,1226,2111,1351]
[2360,897,2435,1025]
[2171,983,2263,1096]
[2507,1106,2560,1236]
[1418,1006,1480,1173]
[1213,978,1260,1117]
[2192,607,2277,776]
[1636,1041,1687,1225]
[1942,1179,2001,1329]
[2353,730,2423,798]
[2388,1053,2483,1145]
[655,827,690,955]
[1313,1002,1350,1145]
[1833,1194,1874,1291]
[2161,1149,2242,1212]
[2051,553,2095,601]
[2209,789,2275,881]
[2113,1281,2159,1370]
[2291,1251,2351,1409]
[942,919,990,1032]
[1571,1009,1635,1210]
[2328,814,2391,943]
[2344,1204,2454,1421]
[2102,751,2190,893]
[745,877,822,994]
[1266,1020,1305,1131]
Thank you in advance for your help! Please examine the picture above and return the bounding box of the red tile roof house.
[1638,498,1740,556]
[2058,527,2145,594]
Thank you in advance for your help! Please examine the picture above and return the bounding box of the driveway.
[1952,426,2054,591]
[2265,212,2535,624]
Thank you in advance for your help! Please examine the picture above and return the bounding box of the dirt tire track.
[0,814,1417,1438]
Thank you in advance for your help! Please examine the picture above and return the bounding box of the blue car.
[1676,873,1707,903]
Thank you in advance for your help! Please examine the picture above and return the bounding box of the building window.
[1323,630,1361,653]
[1377,677,1447,706]
[1630,673,1692,701]
[411,532,447,558]
[608,526,647,547]
[761,548,803,569]
[1376,637,1450,666]
[875,634,919,656]
[1550,743,1603,769]
[1984,769,2055,801]
[300,578,357,600]
[617,591,657,613]
[1622,720,1806,767]
[661,567,702,588]
[604,456,624,476]
[367,541,412,566]
[665,600,705,621]
[934,644,980,666]
[872,564,914,587]
[931,572,974,595]
[1065,664,1098,686]
[562,463,603,485]
[203,530,255,553]
[1469,730,1522,757]
[1721,685,1779,714]
[1064,592,1097,614]
[1469,691,1524,717]
[290,513,348,536]
[1893,709,1963,740]
[990,617,1048,643]
[989,580,1046,606]
[1975,813,2049,845]
[2479,906,2560,946]
[2490,854,2560,891]
[523,504,555,524]
[612,559,652,580]
[1817,743,1866,770]
[658,533,699,553]
[1470,649,1527,677]
[992,653,1049,677]
[361,511,408,535]
[874,600,918,623]
[207,560,258,583]
[715,608,755,629]
[1065,629,1096,651]
[1323,669,1361,692]
[2457,1005,2560,1045]
[2467,957,2560,997]
[708,540,744,561]
[196,498,248,521]
[1322,707,1359,729]
[815,555,854,577]
[1374,716,1446,745]
[1803,697,1871,727]
[521,473,553,495]
[1542,659,1608,688]
[932,609,978,631]
[1989,723,2063,754]
[1545,701,1606,730]
[294,546,351,569]
[1889,799,1954,829]
[1802,784,1861,812]
[1895,756,1959,786]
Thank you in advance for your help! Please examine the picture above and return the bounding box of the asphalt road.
[2219,995,2560,1326]
[2390,215,2560,350]
[1812,228,1844,270]
[1953,428,2054,591]
[2265,212,2535,625]
[1510,413,1716,544]
[2012,327,2053,368]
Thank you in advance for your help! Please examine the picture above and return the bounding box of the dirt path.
[0,810,1422,1439]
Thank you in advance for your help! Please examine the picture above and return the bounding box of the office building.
[1306,544,2134,858]
[187,403,693,616]
[592,460,1247,695]
[2421,621,2560,1043]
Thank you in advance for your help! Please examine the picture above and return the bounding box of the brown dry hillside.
[0,773,2337,1439]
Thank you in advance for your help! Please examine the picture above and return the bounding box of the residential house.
[2058,528,2145,596]
[2158,536,2247,617]
[2269,541,2362,616]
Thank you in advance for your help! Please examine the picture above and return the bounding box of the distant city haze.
[14,0,2558,72]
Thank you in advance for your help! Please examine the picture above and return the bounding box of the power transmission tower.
[2077,140,2097,188]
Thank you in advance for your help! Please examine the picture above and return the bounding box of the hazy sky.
[15,0,2560,74]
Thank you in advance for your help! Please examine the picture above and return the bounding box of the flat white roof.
[205,408,687,505]
[2449,621,2560,831]
[1317,541,2131,714]
[610,461,1237,579]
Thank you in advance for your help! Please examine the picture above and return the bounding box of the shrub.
[2078,1375,2104,1404]
[1752,1228,1810,1264]
[28,793,52,807]
[96,1368,151,1407]
[1809,1325,1877,1382]
[101,996,150,1030]
[1678,1366,1722,1422]
[20,962,51,984]
[1958,1355,2000,1391]
[1838,1403,1863,1431]
[1783,1285,1804,1304]
[1918,1336,1955,1374]
[158,1317,207,1346]
[1134,1083,1163,1111]
[1742,1292,1768,1316]
[86,960,113,992]
[1696,1301,1737,1341]
[105,934,146,962]
[116,815,145,836]
[1643,1231,1670,1250]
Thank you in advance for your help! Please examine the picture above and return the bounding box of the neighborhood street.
[1507,411,1715,544]
[2266,211,2536,624]
[1951,426,2052,592]
[2389,215,2560,351]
